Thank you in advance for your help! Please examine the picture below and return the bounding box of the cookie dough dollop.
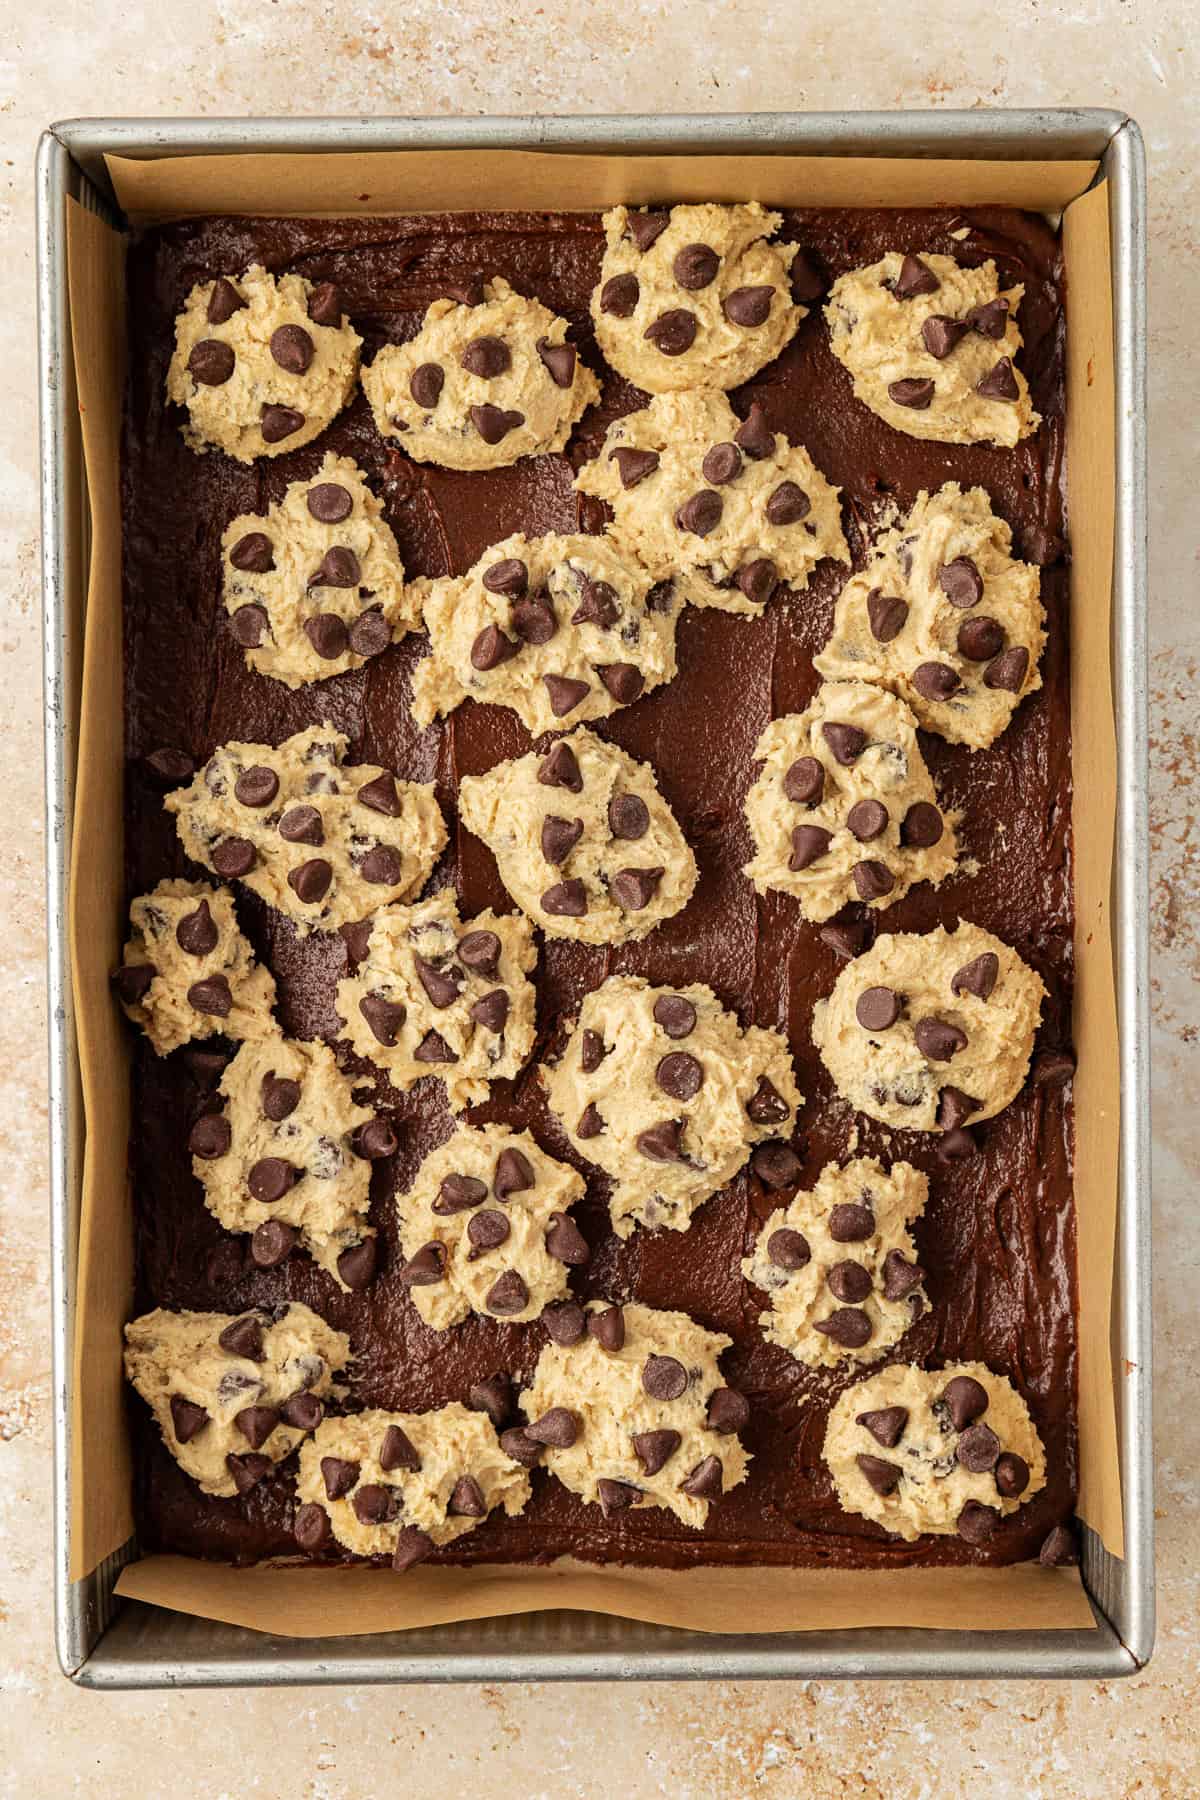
[166,726,446,935]
[458,727,697,945]
[823,1361,1047,1542]
[166,265,361,462]
[124,1302,350,1498]
[337,888,537,1111]
[221,452,421,687]
[296,1404,531,1564]
[814,483,1045,749]
[410,532,680,737]
[397,1124,587,1329]
[520,1301,750,1527]
[591,202,803,393]
[742,1157,929,1367]
[361,276,599,470]
[825,252,1040,446]
[575,389,848,614]
[742,680,957,920]
[190,1035,380,1290]
[543,975,802,1237]
[114,879,276,1055]
[811,923,1046,1134]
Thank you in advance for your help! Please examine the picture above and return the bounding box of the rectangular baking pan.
[38,108,1151,1685]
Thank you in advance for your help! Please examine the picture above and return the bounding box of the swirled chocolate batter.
[122,203,1075,1570]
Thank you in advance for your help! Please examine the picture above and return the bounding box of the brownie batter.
[121,202,1075,1570]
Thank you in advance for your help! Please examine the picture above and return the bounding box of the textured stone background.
[2,3,1196,1794]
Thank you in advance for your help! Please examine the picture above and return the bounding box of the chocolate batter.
[121,203,1075,1569]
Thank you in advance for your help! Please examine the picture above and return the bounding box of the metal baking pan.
[37,109,1151,1686]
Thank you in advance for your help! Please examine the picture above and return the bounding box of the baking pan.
[37,109,1151,1685]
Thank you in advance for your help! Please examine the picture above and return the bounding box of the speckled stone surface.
[3,4,1197,1793]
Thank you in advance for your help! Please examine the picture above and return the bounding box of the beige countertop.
[2,3,1196,1793]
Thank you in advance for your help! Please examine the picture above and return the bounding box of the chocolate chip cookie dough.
[166,726,446,934]
[221,453,420,687]
[825,252,1040,446]
[519,1301,751,1527]
[458,728,697,945]
[336,889,537,1111]
[543,975,802,1237]
[823,1362,1047,1543]
[592,203,802,392]
[411,532,680,736]
[396,1124,587,1330]
[742,681,957,920]
[814,483,1045,749]
[575,389,848,614]
[124,1302,351,1498]
[742,1157,930,1367]
[189,1035,382,1290]
[295,1404,532,1566]
[361,276,599,469]
[811,923,1046,1135]
[114,879,276,1056]
[166,266,361,462]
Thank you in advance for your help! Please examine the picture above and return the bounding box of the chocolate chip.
[537,814,582,868]
[187,975,232,1017]
[232,767,279,814]
[218,1315,265,1361]
[176,898,220,957]
[339,609,396,662]
[441,277,485,306]
[234,1404,281,1451]
[819,922,869,960]
[337,1237,379,1290]
[458,930,501,977]
[1032,1049,1076,1088]
[527,1407,580,1448]
[767,1227,810,1270]
[307,281,343,327]
[588,1304,625,1352]
[304,487,354,533]
[287,858,333,905]
[937,1085,981,1130]
[733,405,774,463]
[446,1474,487,1518]
[226,1453,273,1495]
[279,805,324,845]
[512,595,558,644]
[545,1211,590,1266]
[460,335,510,378]
[470,989,510,1034]
[644,308,697,355]
[853,860,895,902]
[937,1126,978,1164]
[597,663,645,706]
[251,1219,298,1269]
[675,490,723,537]
[260,1073,301,1122]
[752,1141,802,1190]
[269,324,314,374]
[1039,1523,1079,1567]
[629,209,670,251]
[572,578,618,627]
[189,1113,231,1160]
[538,742,583,794]
[914,1016,968,1062]
[789,248,826,302]
[543,673,591,716]
[600,1479,644,1517]
[633,1428,681,1476]
[470,403,524,444]
[745,1075,789,1125]
[966,297,1011,339]
[881,1250,925,1301]
[643,1355,688,1401]
[951,952,999,1000]
[856,986,900,1032]
[207,277,246,324]
[828,1202,875,1244]
[580,1028,607,1071]
[468,1209,510,1257]
[921,315,971,360]
[393,1527,435,1574]
[823,721,867,765]
[143,746,196,788]
[261,404,305,443]
[493,1147,534,1200]
[653,995,696,1039]
[353,1118,398,1161]
[867,588,909,642]
[229,603,270,653]
[537,337,577,387]
[680,1455,723,1500]
[541,878,588,917]
[248,1157,297,1206]
[958,615,1005,661]
[353,1482,400,1526]
[783,757,824,804]
[888,378,936,410]
[957,1422,1001,1474]
[707,1388,750,1435]
[939,556,983,610]
[399,1242,446,1287]
[984,646,1030,692]
[976,356,1019,401]
[228,532,275,578]
[789,824,832,871]
[723,284,775,327]
[765,481,811,527]
[701,441,742,485]
[608,792,649,840]
[188,338,235,385]
[941,1375,989,1429]
[894,254,940,299]
[412,958,460,1018]
[957,1500,1000,1545]
[544,1301,587,1347]
[828,1259,873,1304]
[433,1173,488,1216]
[856,1453,901,1495]
[656,1051,704,1101]
[912,661,962,701]
[212,836,257,878]
[674,242,720,289]
[303,614,349,662]
[610,446,660,490]
[293,1502,332,1552]
[814,1307,872,1348]
[470,624,519,671]
[611,866,664,911]
[170,1395,209,1443]
[727,556,778,609]
[600,273,640,317]
[847,800,888,843]
[636,1119,685,1162]
[857,1405,908,1449]
[311,546,361,590]
[410,362,444,409]
[379,1423,422,1472]
[499,1427,544,1468]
